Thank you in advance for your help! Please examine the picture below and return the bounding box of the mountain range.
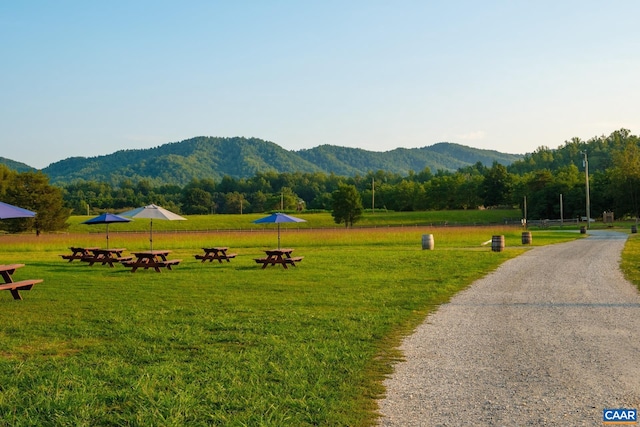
[1,136,523,186]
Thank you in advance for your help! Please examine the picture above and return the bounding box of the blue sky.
[2,1,639,169]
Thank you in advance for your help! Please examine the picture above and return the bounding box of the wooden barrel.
[521,231,532,245]
[491,235,505,252]
[580,226,586,234]
[632,225,638,234]
[421,234,434,250]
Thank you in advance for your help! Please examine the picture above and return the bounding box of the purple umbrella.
[253,212,306,249]
[83,213,132,249]
[0,201,36,219]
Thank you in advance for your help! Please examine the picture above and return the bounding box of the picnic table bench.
[195,247,238,263]
[123,250,182,273]
[0,264,43,300]
[254,248,303,269]
[82,248,132,267]
[60,246,100,262]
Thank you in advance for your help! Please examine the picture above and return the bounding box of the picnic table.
[123,250,182,273]
[60,246,100,262]
[254,248,303,269]
[195,247,238,263]
[82,248,132,267]
[0,264,43,300]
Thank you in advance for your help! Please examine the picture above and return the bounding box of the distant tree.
[0,164,17,198]
[224,192,246,214]
[424,172,461,210]
[248,190,268,213]
[331,184,363,228]
[181,187,213,214]
[606,141,640,217]
[482,162,513,207]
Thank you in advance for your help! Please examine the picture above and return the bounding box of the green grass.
[0,218,580,426]
[621,233,640,292]
[63,209,521,234]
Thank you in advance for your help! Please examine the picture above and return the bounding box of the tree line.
[2,129,640,233]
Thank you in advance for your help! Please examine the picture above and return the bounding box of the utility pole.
[560,193,564,227]
[581,151,591,229]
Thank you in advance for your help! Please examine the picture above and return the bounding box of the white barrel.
[422,234,434,250]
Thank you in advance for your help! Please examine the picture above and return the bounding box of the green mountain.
[0,157,36,173]
[297,142,519,176]
[21,137,521,186]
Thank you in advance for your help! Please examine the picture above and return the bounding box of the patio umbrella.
[0,201,36,219]
[253,212,306,249]
[120,204,186,250]
[82,213,132,249]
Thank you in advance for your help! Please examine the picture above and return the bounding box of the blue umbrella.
[83,213,132,248]
[0,201,35,220]
[253,213,306,249]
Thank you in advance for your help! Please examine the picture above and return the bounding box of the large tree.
[331,184,363,228]
[5,171,70,234]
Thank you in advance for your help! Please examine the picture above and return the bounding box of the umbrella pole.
[150,219,153,251]
[106,224,109,249]
[278,223,281,249]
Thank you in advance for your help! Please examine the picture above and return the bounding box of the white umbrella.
[120,204,186,250]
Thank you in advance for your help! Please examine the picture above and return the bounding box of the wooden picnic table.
[60,246,100,262]
[195,247,238,263]
[0,264,43,300]
[254,248,304,269]
[123,250,182,273]
[82,248,132,267]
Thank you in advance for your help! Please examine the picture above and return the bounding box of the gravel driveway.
[377,230,640,426]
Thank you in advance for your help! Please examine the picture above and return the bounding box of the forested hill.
[0,157,35,173]
[27,137,521,186]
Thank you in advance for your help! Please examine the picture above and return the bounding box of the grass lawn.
[0,212,581,426]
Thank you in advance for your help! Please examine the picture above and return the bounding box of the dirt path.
[377,231,640,426]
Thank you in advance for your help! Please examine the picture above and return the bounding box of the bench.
[254,256,303,269]
[195,253,237,262]
[123,259,182,272]
[0,279,43,300]
[60,254,88,262]
[160,259,182,269]
[285,256,304,266]
[84,255,134,267]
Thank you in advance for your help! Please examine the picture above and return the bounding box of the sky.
[2,1,640,169]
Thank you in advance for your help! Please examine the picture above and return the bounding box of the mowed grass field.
[0,211,582,426]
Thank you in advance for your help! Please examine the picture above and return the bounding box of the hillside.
[0,157,35,173]
[3,137,522,186]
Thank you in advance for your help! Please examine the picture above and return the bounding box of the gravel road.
[377,230,640,426]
